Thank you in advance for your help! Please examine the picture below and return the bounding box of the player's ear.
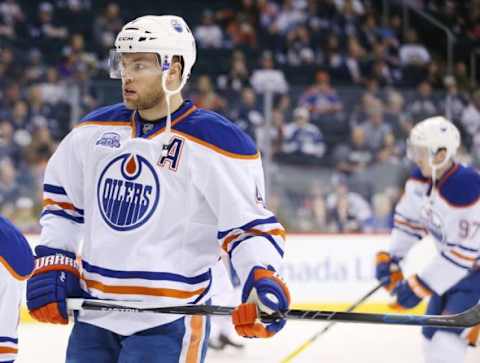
[168,60,183,82]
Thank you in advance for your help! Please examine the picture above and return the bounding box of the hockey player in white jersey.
[25,15,289,363]
[375,116,480,363]
[0,215,34,363]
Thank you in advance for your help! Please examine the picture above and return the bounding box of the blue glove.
[375,251,403,292]
[232,265,290,338]
[26,246,83,324]
[393,275,432,309]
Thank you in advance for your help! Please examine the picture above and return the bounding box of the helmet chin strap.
[160,55,188,157]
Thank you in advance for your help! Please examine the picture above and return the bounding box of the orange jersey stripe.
[43,198,76,211]
[186,316,204,363]
[394,219,427,232]
[76,121,131,128]
[0,346,18,354]
[222,228,285,252]
[173,130,260,160]
[84,278,205,298]
[450,250,477,262]
[0,256,30,281]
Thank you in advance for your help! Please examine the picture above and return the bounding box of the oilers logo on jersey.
[97,153,160,231]
[420,203,445,243]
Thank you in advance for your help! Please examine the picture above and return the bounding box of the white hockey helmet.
[407,116,460,168]
[109,15,196,94]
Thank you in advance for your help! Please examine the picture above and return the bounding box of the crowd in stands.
[0,0,479,233]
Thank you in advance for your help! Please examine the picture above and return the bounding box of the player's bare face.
[120,53,164,110]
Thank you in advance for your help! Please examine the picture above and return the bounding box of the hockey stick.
[280,279,385,363]
[67,298,480,328]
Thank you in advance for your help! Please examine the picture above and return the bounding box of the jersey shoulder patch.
[438,164,480,207]
[174,108,258,158]
[0,216,34,280]
[78,103,133,125]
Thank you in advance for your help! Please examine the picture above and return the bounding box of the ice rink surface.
[17,321,480,363]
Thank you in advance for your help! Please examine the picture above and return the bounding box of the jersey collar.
[131,100,196,139]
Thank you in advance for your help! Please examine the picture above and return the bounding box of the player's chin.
[123,98,138,110]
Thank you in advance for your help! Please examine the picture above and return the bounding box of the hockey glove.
[375,251,404,292]
[232,266,290,338]
[393,274,432,309]
[27,246,82,324]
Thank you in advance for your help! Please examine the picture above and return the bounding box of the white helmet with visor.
[109,15,196,95]
[407,116,460,173]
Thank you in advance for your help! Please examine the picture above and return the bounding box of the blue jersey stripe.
[445,242,479,253]
[228,233,284,259]
[44,184,67,195]
[0,337,17,344]
[218,216,278,239]
[440,252,470,270]
[41,210,84,224]
[393,226,423,240]
[82,260,211,284]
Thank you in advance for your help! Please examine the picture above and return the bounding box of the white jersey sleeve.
[0,216,34,362]
[40,129,85,254]
[191,137,285,284]
[390,172,428,260]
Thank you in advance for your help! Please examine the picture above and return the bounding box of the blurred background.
[1,0,480,235]
[4,0,480,361]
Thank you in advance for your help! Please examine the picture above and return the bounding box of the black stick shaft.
[73,299,480,328]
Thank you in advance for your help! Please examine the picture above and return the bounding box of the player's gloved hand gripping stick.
[27,246,84,324]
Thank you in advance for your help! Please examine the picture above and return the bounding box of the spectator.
[326,174,372,232]
[298,70,343,125]
[0,157,24,209]
[443,75,468,124]
[250,51,289,94]
[278,107,326,165]
[399,29,431,66]
[406,81,439,123]
[368,192,393,232]
[192,74,226,112]
[230,87,263,141]
[93,2,123,56]
[285,25,315,66]
[216,50,250,94]
[358,99,394,156]
[384,90,411,145]
[334,126,374,174]
[461,89,480,149]
[195,10,224,49]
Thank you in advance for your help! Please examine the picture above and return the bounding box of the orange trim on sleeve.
[186,316,204,363]
[450,250,477,262]
[174,130,260,160]
[43,198,77,211]
[0,346,18,354]
[394,219,427,232]
[0,256,30,281]
[75,121,131,128]
[467,325,480,346]
[222,228,286,252]
[84,278,205,299]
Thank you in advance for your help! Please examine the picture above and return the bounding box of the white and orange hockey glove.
[232,266,290,338]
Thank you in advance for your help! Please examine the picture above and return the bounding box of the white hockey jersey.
[0,215,34,363]
[390,164,480,295]
[39,100,286,335]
